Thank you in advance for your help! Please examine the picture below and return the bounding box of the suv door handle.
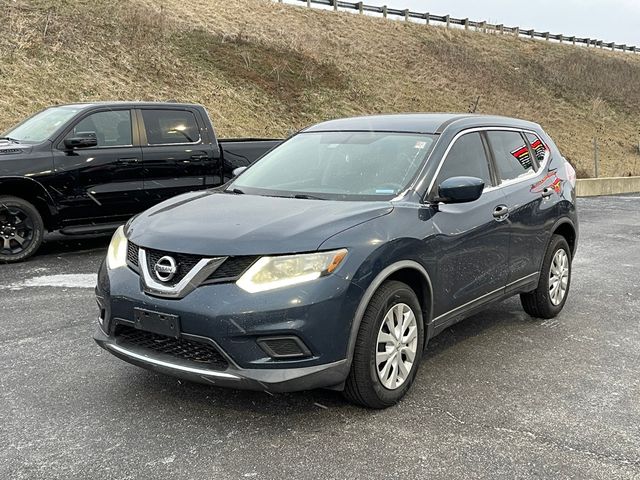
[189,154,208,161]
[493,205,510,221]
[117,157,139,165]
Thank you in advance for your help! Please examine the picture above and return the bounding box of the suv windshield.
[230,131,437,200]
[2,106,83,144]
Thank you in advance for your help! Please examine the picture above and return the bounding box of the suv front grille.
[127,242,139,268]
[206,256,257,282]
[127,242,257,286]
[145,248,201,286]
[115,325,228,370]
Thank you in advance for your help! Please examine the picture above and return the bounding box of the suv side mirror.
[64,136,98,150]
[232,166,247,177]
[436,176,484,204]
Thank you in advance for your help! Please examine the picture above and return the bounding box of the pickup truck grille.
[115,325,228,370]
[127,242,257,285]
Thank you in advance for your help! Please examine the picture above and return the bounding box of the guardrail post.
[464,18,469,30]
[593,138,599,178]
[622,44,627,52]
[611,43,615,51]
[514,26,519,37]
[571,36,575,45]
[543,32,549,41]
[382,5,387,17]
[403,9,409,21]
[307,0,310,7]
[530,29,534,39]
[357,1,363,14]
[332,0,337,11]
[632,46,637,53]
[445,15,450,28]
[498,24,504,34]
[480,21,486,33]
[559,35,563,43]
[424,12,429,24]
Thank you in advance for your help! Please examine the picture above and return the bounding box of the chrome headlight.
[236,249,348,293]
[106,225,128,270]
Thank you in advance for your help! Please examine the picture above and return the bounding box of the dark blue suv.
[94,114,578,408]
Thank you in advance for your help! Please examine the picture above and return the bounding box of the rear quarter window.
[525,132,549,166]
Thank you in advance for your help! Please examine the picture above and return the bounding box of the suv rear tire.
[0,195,45,263]
[344,280,424,409]
[520,235,572,319]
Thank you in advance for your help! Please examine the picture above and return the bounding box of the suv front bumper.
[94,327,349,392]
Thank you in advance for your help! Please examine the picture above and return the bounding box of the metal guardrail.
[282,0,639,54]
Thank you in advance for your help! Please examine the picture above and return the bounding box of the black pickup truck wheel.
[0,196,44,263]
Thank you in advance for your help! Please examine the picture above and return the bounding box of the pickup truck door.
[137,108,216,208]
[50,108,144,226]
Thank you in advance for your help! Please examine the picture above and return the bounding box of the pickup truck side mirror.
[232,166,247,177]
[435,176,484,204]
[64,135,98,150]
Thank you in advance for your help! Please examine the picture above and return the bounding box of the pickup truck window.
[231,131,436,200]
[66,110,132,147]
[3,106,82,144]
[141,109,200,145]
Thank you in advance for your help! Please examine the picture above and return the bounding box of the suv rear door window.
[141,109,200,145]
[434,132,493,190]
[487,131,535,182]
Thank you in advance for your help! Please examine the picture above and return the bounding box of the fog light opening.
[257,336,312,359]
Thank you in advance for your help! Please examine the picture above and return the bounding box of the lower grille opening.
[257,336,312,359]
[115,325,228,370]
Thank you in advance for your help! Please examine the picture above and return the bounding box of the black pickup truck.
[0,102,280,262]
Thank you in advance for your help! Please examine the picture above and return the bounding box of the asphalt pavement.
[1,196,639,479]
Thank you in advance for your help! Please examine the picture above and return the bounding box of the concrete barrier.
[576,176,640,197]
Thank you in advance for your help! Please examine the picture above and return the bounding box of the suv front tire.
[344,280,424,409]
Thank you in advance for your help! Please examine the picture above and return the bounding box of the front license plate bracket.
[133,307,181,338]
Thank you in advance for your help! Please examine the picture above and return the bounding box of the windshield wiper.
[0,137,19,143]
[291,194,326,200]
[224,188,245,194]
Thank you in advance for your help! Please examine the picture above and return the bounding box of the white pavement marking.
[3,274,97,290]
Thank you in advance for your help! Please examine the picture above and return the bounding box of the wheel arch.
[346,260,434,368]
[0,177,58,230]
[551,217,577,257]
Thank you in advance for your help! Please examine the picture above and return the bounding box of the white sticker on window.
[414,141,427,149]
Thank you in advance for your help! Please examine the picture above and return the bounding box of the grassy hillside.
[2,0,640,177]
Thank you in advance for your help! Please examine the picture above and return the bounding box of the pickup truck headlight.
[106,225,128,270]
[236,249,348,293]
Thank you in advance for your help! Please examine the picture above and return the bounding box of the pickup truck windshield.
[3,106,82,143]
[230,131,436,200]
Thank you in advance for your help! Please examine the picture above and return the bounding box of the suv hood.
[127,191,394,256]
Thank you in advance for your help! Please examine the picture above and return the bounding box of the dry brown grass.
[2,0,640,177]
